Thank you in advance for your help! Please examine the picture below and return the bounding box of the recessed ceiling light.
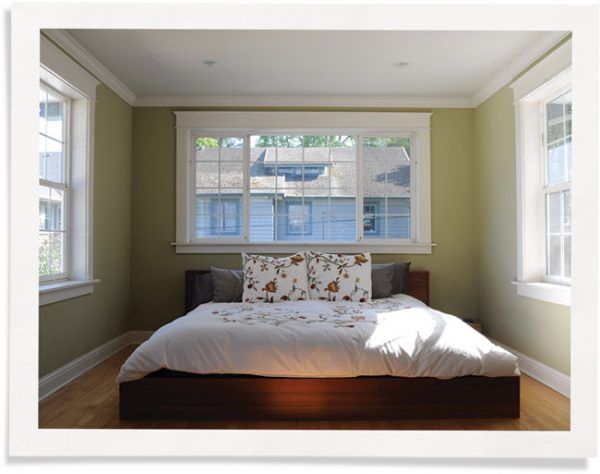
[203,60,218,66]
[392,62,409,69]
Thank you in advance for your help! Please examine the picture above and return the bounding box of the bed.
[119,270,520,421]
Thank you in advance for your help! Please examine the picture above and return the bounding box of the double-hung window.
[511,39,572,305]
[39,35,100,305]
[543,91,572,282]
[175,111,432,254]
[39,85,69,281]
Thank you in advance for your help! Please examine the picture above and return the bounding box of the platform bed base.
[119,371,520,421]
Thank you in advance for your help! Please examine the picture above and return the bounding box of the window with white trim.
[511,39,572,306]
[39,35,100,305]
[543,91,572,283]
[174,111,432,254]
[39,84,69,281]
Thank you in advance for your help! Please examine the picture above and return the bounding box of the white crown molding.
[42,29,137,106]
[42,30,568,110]
[134,95,473,108]
[491,339,570,398]
[39,331,153,401]
[471,31,570,108]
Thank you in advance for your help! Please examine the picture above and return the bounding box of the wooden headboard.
[185,269,429,313]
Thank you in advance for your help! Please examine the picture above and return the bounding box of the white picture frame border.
[9,1,599,458]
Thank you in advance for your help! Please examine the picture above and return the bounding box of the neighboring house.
[194,145,411,241]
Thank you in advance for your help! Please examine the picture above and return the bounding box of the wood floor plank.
[38,345,570,430]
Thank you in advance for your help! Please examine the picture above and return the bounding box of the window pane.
[44,92,65,142]
[194,192,242,239]
[220,162,244,188]
[387,215,411,239]
[249,194,274,242]
[39,134,64,183]
[547,192,562,234]
[39,185,64,231]
[547,235,562,277]
[546,91,571,186]
[363,216,386,240]
[547,140,566,186]
[329,161,356,189]
[547,122,564,143]
[39,232,64,277]
[329,200,356,241]
[196,161,219,187]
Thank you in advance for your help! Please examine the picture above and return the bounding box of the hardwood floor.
[39,345,570,430]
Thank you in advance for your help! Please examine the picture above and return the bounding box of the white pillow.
[242,252,309,303]
[307,251,372,302]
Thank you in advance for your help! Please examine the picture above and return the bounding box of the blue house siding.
[195,194,410,241]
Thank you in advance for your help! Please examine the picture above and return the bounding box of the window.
[39,35,100,305]
[175,111,432,253]
[544,91,572,282]
[39,85,69,281]
[511,39,571,306]
[286,201,312,236]
[363,201,379,235]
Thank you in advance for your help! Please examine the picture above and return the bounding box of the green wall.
[39,85,133,377]
[130,107,476,330]
[473,86,571,375]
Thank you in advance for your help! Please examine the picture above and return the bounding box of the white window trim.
[511,39,571,306]
[39,36,100,305]
[173,111,432,254]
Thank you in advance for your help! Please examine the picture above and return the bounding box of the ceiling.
[65,29,551,102]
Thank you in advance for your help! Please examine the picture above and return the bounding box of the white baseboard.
[39,330,153,401]
[492,339,570,398]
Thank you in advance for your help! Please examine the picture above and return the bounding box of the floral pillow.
[307,251,372,302]
[242,252,309,303]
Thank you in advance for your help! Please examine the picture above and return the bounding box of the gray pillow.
[210,267,244,302]
[391,262,411,294]
[190,272,214,309]
[371,263,395,299]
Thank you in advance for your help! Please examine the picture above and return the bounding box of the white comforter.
[117,295,519,383]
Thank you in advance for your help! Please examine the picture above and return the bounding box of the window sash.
[190,131,414,244]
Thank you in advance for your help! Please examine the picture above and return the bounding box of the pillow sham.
[307,251,372,302]
[242,252,309,303]
[210,267,244,302]
[371,263,395,299]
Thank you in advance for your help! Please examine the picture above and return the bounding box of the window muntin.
[543,90,572,282]
[190,132,416,244]
[38,85,69,281]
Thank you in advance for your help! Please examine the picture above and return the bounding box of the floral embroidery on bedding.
[242,252,309,303]
[307,251,372,302]
[209,298,411,328]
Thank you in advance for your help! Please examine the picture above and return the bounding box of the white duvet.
[117,295,519,383]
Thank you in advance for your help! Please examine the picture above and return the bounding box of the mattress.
[117,294,519,383]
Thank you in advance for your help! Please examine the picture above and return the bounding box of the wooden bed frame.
[120,269,520,421]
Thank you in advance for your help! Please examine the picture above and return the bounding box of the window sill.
[172,241,435,255]
[39,279,101,306]
[511,280,571,306]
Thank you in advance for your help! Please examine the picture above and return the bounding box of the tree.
[254,135,355,148]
